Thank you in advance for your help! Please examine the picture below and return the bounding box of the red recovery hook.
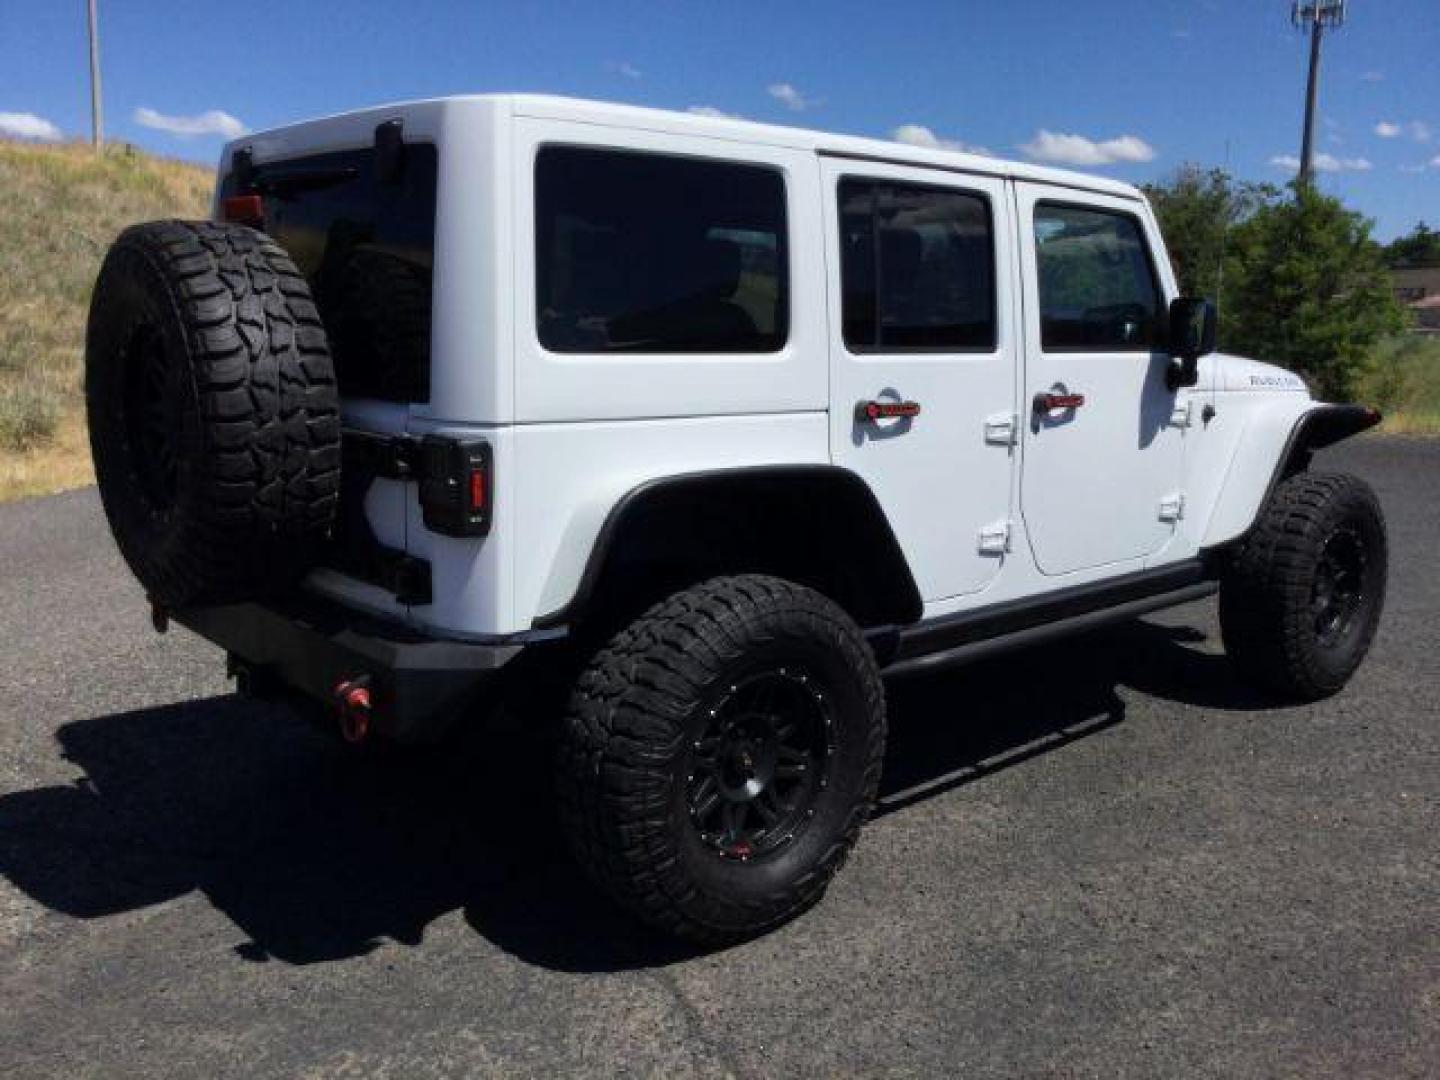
[332,677,374,743]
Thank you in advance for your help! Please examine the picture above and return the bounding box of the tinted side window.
[839,178,996,350]
[1033,204,1163,351]
[221,145,438,403]
[535,148,788,353]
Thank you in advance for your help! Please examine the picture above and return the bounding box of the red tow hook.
[332,677,373,744]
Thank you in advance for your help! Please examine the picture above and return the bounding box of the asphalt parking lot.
[1,436,1435,1078]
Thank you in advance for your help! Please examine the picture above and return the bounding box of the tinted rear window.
[839,178,996,351]
[221,144,438,402]
[535,147,788,353]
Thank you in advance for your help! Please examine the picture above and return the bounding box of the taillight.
[469,469,486,516]
[418,436,491,537]
[221,194,265,229]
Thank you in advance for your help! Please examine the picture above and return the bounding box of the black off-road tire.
[557,575,886,946]
[1219,471,1387,702]
[86,220,340,608]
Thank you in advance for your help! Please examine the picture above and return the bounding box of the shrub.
[0,382,61,451]
[1356,335,1440,432]
[1223,185,1406,401]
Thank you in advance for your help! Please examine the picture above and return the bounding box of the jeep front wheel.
[1219,471,1387,702]
[557,575,886,946]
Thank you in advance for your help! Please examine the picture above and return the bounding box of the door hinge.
[1158,492,1186,523]
[1169,399,1194,428]
[978,519,1012,555]
[983,411,1018,446]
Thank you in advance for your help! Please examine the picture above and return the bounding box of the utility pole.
[1292,0,1347,190]
[86,0,103,154]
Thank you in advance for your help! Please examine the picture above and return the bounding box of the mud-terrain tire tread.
[557,574,886,946]
[1219,470,1386,702]
[86,220,340,606]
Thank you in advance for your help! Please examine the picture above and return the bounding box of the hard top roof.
[503,94,1145,200]
[242,93,1148,202]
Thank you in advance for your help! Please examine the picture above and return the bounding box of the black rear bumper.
[175,598,536,742]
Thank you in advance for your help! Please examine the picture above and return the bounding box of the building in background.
[1391,266,1440,335]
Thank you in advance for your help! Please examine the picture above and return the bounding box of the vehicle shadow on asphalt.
[0,615,1271,973]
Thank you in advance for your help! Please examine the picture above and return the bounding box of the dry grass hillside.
[0,138,212,500]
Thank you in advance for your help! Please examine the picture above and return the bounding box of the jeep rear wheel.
[1219,471,1387,701]
[86,221,340,608]
[557,575,886,946]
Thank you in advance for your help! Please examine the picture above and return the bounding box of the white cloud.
[1375,119,1432,143]
[1360,71,1384,82]
[687,105,739,119]
[1432,154,1440,167]
[607,61,642,80]
[1018,129,1155,166]
[767,83,819,112]
[890,124,991,157]
[1399,163,1428,174]
[134,107,248,139]
[0,111,62,142]
[1326,154,1373,171]
[1270,152,1373,173]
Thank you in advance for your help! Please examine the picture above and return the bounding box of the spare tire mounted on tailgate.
[86,220,340,608]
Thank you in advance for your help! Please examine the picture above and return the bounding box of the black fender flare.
[532,465,923,631]
[1269,402,1382,494]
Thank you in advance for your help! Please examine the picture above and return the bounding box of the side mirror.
[1166,297,1217,390]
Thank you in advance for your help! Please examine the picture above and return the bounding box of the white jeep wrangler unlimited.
[85,95,1387,945]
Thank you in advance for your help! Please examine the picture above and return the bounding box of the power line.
[87,0,102,154]
[1292,0,1347,190]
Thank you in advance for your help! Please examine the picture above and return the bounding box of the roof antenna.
[1213,139,1231,324]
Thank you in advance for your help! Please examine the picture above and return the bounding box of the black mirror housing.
[1166,297,1216,389]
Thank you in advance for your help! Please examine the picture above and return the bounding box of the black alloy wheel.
[120,323,179,513]
[686,667,833,862]
[1311,526,1367,649]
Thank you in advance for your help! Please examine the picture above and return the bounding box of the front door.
[823,157,1017,604]
[1015,185,1186,576]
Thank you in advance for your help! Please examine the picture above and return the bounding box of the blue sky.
[2,0,1435,239]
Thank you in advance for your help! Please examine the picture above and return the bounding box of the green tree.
[1222,184,1405,400]
[1384,221,1440,267]
[1142,165,1274,297]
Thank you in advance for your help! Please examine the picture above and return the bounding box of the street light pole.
[87,0,103,154]
[1292,1,1347,191]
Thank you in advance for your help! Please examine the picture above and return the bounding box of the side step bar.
[883,564,1218,679]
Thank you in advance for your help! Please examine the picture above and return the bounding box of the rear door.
[220,137,440,616]
[1014,186,1185,575]
[821,157,1018,603]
